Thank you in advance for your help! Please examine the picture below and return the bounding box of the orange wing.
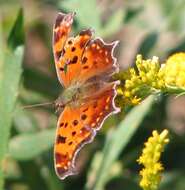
[56,30,93,87]
[78,38,118,83]
[53,12,74,62]
[53,13,119,87]
[54,83,119,179]
[53,12,93,87]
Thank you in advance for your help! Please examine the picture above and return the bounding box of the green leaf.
[137,31,158,57]
[0,10,24,189]
[89,96,155,190]
[7,8,24,50]
[9,129,55,160]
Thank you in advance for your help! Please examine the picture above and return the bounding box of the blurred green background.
[0,0,185,190]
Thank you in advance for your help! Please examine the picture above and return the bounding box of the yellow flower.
[114,53,185,109]
[135,55,165,89]
[137,130,169,190]
[114,55,163,107]
[160,52,185,89]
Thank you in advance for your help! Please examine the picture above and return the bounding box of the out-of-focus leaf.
[0,17,4,190]
[20,88,52,105]
[60,1,124,37]
[158,0,176,16]
[0,46,24,189]
[40,166,64,190]
[61,0,101,31]
[160,171,185,190]
[137,31,158,57]
[9,128,55,160]
[13,106,39,133]
[167,37,185,55]
[167,7,185,33]
[86,152,103,190]
[99,9,125,38]
[7,8,24,50]
[86,152,123,190]
[18,160,48,190]
[90,96,155,190]
[4,157,21,179]
[124,6,143,23]
[159,0,185,33]
[23,67,60,98]
[0,9,24,189]
[106,176,141,190]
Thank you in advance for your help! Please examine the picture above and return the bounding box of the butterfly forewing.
[53,12,74,62]
[56,30,93,87]
[78,38,118,83]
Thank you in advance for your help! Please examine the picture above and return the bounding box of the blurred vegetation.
[0,0,185,190]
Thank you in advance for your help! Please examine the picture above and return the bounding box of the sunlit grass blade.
[88,96,155,190]
[0,9,24,189]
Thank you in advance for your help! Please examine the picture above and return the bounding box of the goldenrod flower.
[159,53,185,93]
[114,55,164,107]
[114,53,185,108]
[137,130,169,190]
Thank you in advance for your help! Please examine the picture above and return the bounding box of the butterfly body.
[56,83,80,107]
[53,12,120,179]
[56,76,110,110]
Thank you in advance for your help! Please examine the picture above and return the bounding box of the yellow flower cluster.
[160,53,185,89]
[135,55,165,89]
[137,130,169,190]
[114,55,164,106]
[114,53,185,108]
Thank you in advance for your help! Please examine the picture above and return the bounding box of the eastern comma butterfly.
[53,12,120,179]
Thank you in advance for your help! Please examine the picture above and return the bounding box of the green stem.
[164,85,185,95]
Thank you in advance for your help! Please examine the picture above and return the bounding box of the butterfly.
[53,12,120,179]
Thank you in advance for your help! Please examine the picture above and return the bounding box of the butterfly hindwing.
[54,83,119,179]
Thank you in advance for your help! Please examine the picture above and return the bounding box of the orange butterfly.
[53,12,120,179]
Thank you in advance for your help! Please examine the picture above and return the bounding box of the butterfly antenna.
[22,101,55,109]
